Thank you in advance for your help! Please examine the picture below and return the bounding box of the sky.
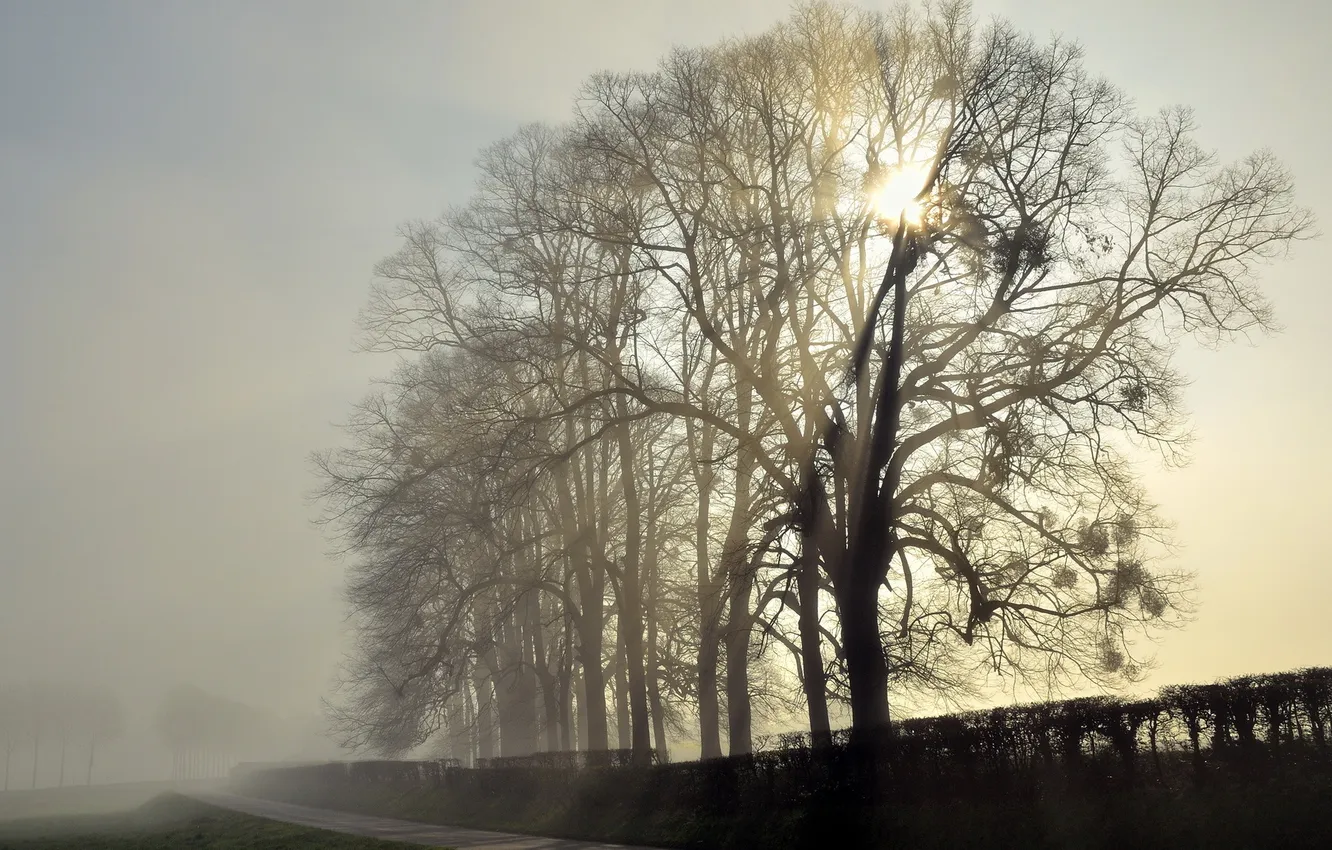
[1,0,1329,766]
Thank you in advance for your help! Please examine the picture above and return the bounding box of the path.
[185,790,661,850]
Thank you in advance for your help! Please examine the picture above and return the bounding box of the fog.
[1,0,1329,784]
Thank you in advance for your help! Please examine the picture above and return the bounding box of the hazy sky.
[2,0,1328,726]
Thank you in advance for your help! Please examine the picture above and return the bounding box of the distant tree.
[51,684,76,788]
[0,685,27,791]
[156,685,269,779]
[0,683,126,789]
[27,683,47,789]
[80,688,125,785]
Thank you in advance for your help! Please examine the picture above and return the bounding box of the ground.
[0,780,225,822]
[0,792,435,850]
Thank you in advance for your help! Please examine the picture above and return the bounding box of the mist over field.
[1,0,1329,798]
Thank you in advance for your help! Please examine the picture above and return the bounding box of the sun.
[869,163,931,226]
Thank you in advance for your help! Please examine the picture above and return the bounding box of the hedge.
[232,668,1332,849]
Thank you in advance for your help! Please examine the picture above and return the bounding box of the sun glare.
[870,163,930,226]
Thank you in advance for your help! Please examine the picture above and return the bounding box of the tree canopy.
[317,1,1311,762]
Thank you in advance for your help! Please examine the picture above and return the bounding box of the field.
[0,780,228,822]
[0,792,423,850]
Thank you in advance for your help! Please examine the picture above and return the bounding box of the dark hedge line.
[234,668,1332,849]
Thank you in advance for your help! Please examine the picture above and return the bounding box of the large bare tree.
[322,0,1311,756]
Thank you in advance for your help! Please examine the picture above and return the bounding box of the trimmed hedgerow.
[234,668,1332,850]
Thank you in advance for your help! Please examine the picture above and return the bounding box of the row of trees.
[0,682,124,790]
[154,685,339,778]
[317,2,1309,764]
[0,682,344,788]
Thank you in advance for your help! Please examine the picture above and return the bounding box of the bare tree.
[157,685,277,779]
[0,685,26,791]
[561,1,1311,734]
[324,0,1311,757]
[80,688,125,785]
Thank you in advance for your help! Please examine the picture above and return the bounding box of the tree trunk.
[559,613,575,752]
[529,590,562,753]
[722,403,756,757]
[797,527,832,747]
[565,446,609,753]
[463,683,476,766]
[646,578,669,762]
[30,727,38,789]
[613,647,631,751]
[836,238,914,736]
[58,733,66,788]
[446,693,469,765]
[698,635,722,759]
[648,660,669,763]
[471,671,496,761]
[724,556,754,756]
[646,577,670,763]
[837,565,892,734]
[578,616,608,753]
[573,667,587,752]
[540,678,561,753]
[687,417,724,760]
[86,739,95,785]
[613,409,653,764]
[493,622,538,758]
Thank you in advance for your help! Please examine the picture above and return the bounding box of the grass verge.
[0,793,437,850]
[0,781,224,822]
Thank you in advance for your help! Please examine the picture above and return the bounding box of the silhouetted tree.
[322,0,1311,757]
[80,688,125,785]
[0,685,26,791]
[156,685,279,779]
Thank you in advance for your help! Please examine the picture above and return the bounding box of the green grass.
[0,793,437,850]
[0,781,225,822]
